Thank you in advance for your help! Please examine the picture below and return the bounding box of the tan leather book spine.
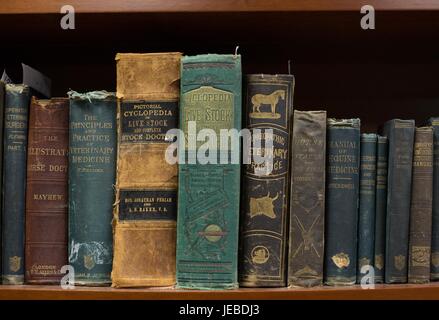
[25,97,69,284]
[112,52,181,287]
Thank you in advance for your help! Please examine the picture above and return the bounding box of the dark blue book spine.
[374,136,388,283]
[357,133,377,283]
[68,91,117,286]
[429,118,439,280]
[324,118,360,285]
[383,119,415,283]
[2,84,30,284]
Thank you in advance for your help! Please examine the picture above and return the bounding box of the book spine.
[2,84,30,284]
[68,91,117,286]
[25,97,69,284]
[0,81,4,280]
[324,118,360,286]
[408,126,433,283]
[374,136,388,283]
[357,134,377,283]
[177,54,242,289]
[429,118,439,280]
[239,74,294,287]
[288,110,326,287]
[112,52,181,287]
[383,119,415,283]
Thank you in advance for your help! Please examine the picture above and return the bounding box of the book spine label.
[383,119,415,283]
[357,134,377,283]
[408,127,433,283]
[112,53,181,287]
[68,91,117,286]
[374,136,388,283]
[324,118,360,285]
[25,97,69,284]
[429,118,439,279]
[239,74,294,287]
[288,110,326,287]
[177,54,242,289]
[2,84,30,284]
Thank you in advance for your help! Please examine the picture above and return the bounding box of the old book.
[2,84,30,284]
[0,81,4,280]
[177,54,242,289]
[357,133,377,283]
[374,135,388,283]
[324,118,360,286]
[408,126,433,283]
[429,118,439,280]
[239,74,294,288]
[383,119,415,283]
[25,97,69,284]
[288,110,326,287]
[112,53,181,287]
[68,91,117,286]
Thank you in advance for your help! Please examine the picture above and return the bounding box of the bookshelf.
[1,0,439,300]
[0,283,438,300]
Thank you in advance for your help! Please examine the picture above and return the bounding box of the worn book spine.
[25,97,69,284]
[374,136,388,283]
[429,118,439,280]
[288,110,326,287]
[0,81,4,280]
[2,84,30,284]
[383,119,415,283]
[68,91,117,286]
[239,74,294,288]
[177,54,242,289]
[408,127,433,283]
[357,134,377,283]
[112,53,181,288]
[324,118,360,286]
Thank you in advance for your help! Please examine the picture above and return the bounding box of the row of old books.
[0,52,437,289]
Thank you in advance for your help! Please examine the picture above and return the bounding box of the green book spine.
[2,84,30,284]
[374,136,388,283]
[383,119,415,283]
[324,118,361,286]
[357,133,377,283]
[176,54,242,289]
[68,91,117,286]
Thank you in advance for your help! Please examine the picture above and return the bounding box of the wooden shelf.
[0,283,438,300]
[2,0,439,15]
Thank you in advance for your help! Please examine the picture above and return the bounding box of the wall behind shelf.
[1,11,439,131]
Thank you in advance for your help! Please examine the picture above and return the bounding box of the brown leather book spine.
[25,97,69,284]
[408,126,433,283]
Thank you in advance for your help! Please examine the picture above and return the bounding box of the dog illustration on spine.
[250,90,285,119]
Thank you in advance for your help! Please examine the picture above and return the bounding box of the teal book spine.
[324,118,361,286]
[430,118,439,280]
[176,54,242,289]
[68,91,117,286]
[383,119,415,283]
[2,84,30,284]
[357,133,377,283]
[374,136,388,283]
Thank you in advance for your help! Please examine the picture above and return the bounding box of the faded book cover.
[383,119,415,283]
[177,54,242,290]
[288,110,326,287]
[408,126,433,283]
[239,74,294,287]
[25,97,69,284]
[2,84,30,284]
[68,91,117,286]
[112,53,181,287]
[324,118,360,286]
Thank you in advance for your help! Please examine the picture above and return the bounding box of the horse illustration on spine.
[250,89,285,119]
